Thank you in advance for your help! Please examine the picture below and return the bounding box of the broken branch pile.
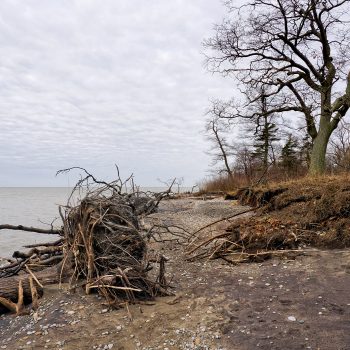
[0,168,172,313]
[60,171,172,306]
[0,239,64,278]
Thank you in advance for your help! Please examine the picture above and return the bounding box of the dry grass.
[188,175,350,264]
[234,175,350,248]
[198,173,249,193]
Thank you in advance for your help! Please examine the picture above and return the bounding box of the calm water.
[0,186,188,258]
[0,188,72,258]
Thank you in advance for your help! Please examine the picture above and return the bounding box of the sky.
[0,0,234,187]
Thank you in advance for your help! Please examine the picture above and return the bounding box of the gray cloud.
[0,0,233,186]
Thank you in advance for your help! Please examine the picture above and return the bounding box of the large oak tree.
[205,0,350,174]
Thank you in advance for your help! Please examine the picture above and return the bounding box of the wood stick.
[189,207,256,237]
[0,224,61,235]
[0,296,17,313]
[24,239,63,248]
[25,265,44,288]
[29,277,39,310]
[187,232,231,255]
[16,280,24,315]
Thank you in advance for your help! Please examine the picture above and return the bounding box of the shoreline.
[0,197,349,349]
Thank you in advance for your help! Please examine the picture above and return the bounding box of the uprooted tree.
[205,0,350,175]
[0,167,177,315]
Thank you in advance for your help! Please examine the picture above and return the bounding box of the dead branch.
[0,224,62,235]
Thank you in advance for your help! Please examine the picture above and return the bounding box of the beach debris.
[59,167,172,307]
[0,167,174,313]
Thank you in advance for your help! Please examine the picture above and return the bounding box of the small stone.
[101,309,108,314]
[67,311,75,315]
[287,316,297,322]
[116,325,122,331]
[107,344,113,349]
[298,319,305,324]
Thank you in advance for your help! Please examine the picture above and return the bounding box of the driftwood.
[0,261,71,314]
[60,172,171,306]
[0,224,61,235]
[0,242,64,278]
[0,167,173,314]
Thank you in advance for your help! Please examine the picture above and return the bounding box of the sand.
[0,197,349,350]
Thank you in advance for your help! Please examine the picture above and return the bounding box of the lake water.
[0,187,188,258]
[0,188,72,258]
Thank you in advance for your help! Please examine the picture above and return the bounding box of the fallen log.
[0,224,62,235]
[0,261,71,314]
[12,246,63,259]
[24,238,64,248]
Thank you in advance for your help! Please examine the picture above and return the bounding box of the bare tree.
[205,0,350,175]
[233,144,255,182]
[250,94,280,173]
[329,120,350,171]
[205,114,234,180]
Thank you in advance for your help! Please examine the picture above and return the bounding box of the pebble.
[287,316,297,322]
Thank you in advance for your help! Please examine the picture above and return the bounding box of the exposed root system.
[0,167,173,313]
[62,189,168,306]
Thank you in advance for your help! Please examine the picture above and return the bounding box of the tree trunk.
[0,261,72,314]
[309,126,332,175]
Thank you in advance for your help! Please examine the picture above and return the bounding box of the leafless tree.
[329,120,350,170]
[205,113,234,180]
[205,0,350,175]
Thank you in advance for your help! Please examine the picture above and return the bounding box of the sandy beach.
[0,197,349,350]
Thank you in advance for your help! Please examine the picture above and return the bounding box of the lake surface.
[0,188,72,258]
[0,186,188,258]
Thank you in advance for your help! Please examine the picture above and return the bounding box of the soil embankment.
[0,198,349,350]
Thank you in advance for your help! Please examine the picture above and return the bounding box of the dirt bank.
[0,198,349,350]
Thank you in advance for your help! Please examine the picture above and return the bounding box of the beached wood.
[13,246,63,259]
[0,224,61,235]
[0,261,71,314]
[24,238,63,248]
[0,168,172,313]
[57,168,172,306]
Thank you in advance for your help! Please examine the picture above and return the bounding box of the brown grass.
[198,173,249,193]
[188,175,350,265]
[232,174,350,249]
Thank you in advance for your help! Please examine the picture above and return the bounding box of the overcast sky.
[0,0,234,187]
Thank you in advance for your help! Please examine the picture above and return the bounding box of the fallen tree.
[0,167,173,314]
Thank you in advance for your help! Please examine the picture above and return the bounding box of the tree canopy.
[205,0,350,174]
